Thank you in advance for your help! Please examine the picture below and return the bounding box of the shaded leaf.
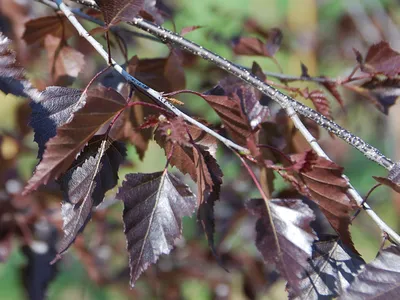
[360,78,400,114]
[245,198,316,294]
[29,87,84,160]
[155,116,218,181]
[95,0,145,26]
[321,80,345,109]
[157,116,191,147]
[202,88,252,146]
[44,35,85,86]
[373,161,400,193]
[194,146,223,254]
[289,234,364,300]
[21,222,58,300]
[117,171,196,286]
[24,86,126,193]
[154,117,222,252]
[57,137,126,256]
[23,15,75,45]
[232,37,269,57]
[290,152,358,254]
[340,245,400,300]
[130,51,186,93]
[0,32,36,98]
[232,28,282,58]
[264,28,283,57]
[358,41,400,77]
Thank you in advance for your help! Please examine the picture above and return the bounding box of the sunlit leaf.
[24,86,126,193]
[246,198,316,294]
[290,151,358,254]
[289,235,364,300]
[340,245,400,300]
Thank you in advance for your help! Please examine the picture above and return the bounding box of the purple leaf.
[57,137,126,256]
[340,245,400,300]
[117,171,196,286]
[0,32,36,98]
[95,0,145,26]
[246,198,316,294]
[29,87,84,159]
[289,235,364,300]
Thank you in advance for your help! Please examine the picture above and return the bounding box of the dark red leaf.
[232,37,269,57]
[24,86,126,193]
[154,117,222,252]
[246,198,316,294]
[290,152,358,254]
[321,80,346,110]
[22,15,75,45]
[202,89,252,146]
[44,35,85,86]
[300,63,310,78]
[373,162,400,193]
[95,0,145,26]
[232,28,282,58]
[21,223,58,300]
[180,26,203,36]
[116,171,196,286]
[341,245,400,300]
[130,51,186,93]
[155,117,218,182]
[359,41,400,77]
[303,88,333,120]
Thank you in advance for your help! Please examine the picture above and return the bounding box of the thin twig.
[63,0,395,170]
[45,0,400,243]
[52,0,249,155]
[129,18,394,170]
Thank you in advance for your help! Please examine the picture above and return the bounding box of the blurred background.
[1,0,400,299]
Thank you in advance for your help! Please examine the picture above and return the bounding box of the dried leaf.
[117,171,196,286]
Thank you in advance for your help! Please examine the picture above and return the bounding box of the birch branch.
[65,0,395,171]
[47,0,400,243]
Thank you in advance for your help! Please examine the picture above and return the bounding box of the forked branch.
[47,0,400,243]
